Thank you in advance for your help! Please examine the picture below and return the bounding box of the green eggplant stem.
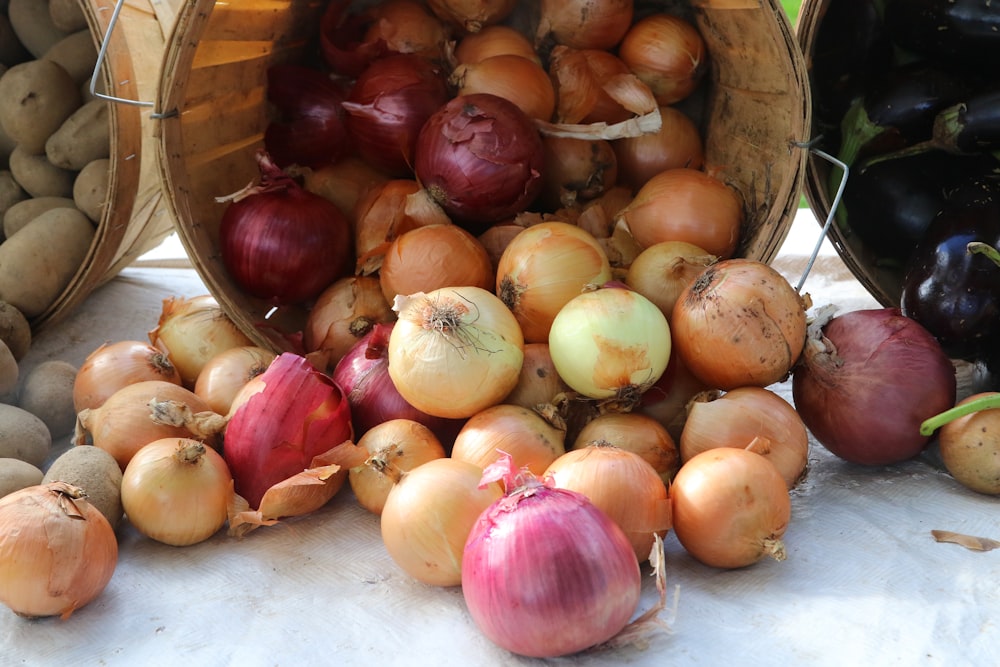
[968,241,1000,268]
[920,393,1000,436]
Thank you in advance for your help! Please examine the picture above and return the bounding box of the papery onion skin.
[671,259,808,391]
[303,275,395,372]
[618,13,707,105]
[388,287,525,419]
[454,25,541,65]
[502,342,570,409]
[0,482,117,619]
[462,454,641,658]
[451,403,566,475]
[73,340,182,413]
[573,411,680,484]
[548,46,637,125]
[426,0,517,33]
[671,447,790,569]
[625,240,716,320]
[450,54,556,122]
[363,0,450,63]
[414,93,545,233]
[792,308,957,466]
[536,0,635,51]
[194,346,277,418]
[303,156,389,220]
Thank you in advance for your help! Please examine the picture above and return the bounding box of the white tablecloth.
[4,211,998,666]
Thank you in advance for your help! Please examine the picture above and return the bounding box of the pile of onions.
[121,438,234,547]
[462,452,643,657]
[73,339,181,412]
[302,275,394,371]
[263,63,349,170]
[618,13,707,105]
[388,286,525,419]
[671,447,791,569]
[496,221,613,343]
[671,259,808,390]
[451,403,566,475]
[0,482,117,619]
[792,307,957,466]
[217,151,353,306]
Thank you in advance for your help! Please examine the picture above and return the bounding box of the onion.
[450,54,556,122]
[618,13,707,105]
[388,286,525,419]
[548,285,671,405]
[73,339,182,412]
[462,452,643,657]
[148,295,255,388]
[224,353,353,509]
[545,444,671,560]
[426,0,516,33]
[537,135,618,210]
[379,223,495,303]
[301,156,388,220]
[348,418,446,515]
[671,447,790,569]
[922,392,1000,495]
[478,222,527,272]
[573,411,680,484]
[496,221,613,343]
[331,322,465,444]
[217,151,353,305]
[0,482,117,619]
[613,105,705,191]
[536,0,634,51]
[342,53,451,177]
[302,276,395,372]
[451,403,566,475]
[548,46,654,125]
[502,342,570,409]
[263,64,349,170]
[193,346,276,416]
[414,93,545,233]
[453,25,540,65]
[792,307,957,466]
[679,387,809,489]
[381,457,503,586]
[671,259,808,390]
[616,167,743,258]
[637,347,712,442]
[625,240,716,320]
[121,438,234,546]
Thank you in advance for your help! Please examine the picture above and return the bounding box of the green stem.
[968,242,1000,268]
[920,393,1000,436]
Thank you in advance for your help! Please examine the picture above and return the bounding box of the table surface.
[3,210,998,667]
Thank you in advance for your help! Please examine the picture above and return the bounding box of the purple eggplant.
[884,0,1000,70]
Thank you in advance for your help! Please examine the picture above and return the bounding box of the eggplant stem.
[920,393,1000,436]
[968,241,1000,268]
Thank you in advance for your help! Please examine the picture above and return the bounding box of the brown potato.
[48,0,89,34]
[0,206,95,318]
[0,457,43,499]
[45,99,109,170]
[3,195,76,238]
[42,30,97,86]
[7,0,70,59]
[8,144,76,198]
[0,169,27,217]
[0,14,32,68]
[0,300,30,360]
[0,59,81,153]
[42,445,123,528]
[18,360,77,438]
[0,337,16,398]
[0,403,51,467]
[73,158,109,222]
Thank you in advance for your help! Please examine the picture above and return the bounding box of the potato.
[48,0,88,34]
[0,300,30,360]
[45,99,109,171]
[8,144,76,198]
[0,206,95,318]
[0,457,43,498]
[0,59,81,153]
[18,360,77,438]
[3,195,76,238]
[42,445,123,528]
[42,29,97,86]
[73,158,109,222]
[0,169,26,217]
[0,337,16,399]
[0,110,14,170]
[7,0,70,59]
[0,403,51,467]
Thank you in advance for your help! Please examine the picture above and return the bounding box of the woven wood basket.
[155,0,811,352]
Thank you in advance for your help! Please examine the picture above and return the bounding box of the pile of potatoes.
[0,0,111,508]
[0,0,108,323]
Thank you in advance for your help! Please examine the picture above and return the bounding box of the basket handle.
[792,143,849,294]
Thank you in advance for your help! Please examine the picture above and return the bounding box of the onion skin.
[536,0,635,51]
[73,340,182,412]
[451,403,566,475]
[617,13,707,106]
[792,308,957,466]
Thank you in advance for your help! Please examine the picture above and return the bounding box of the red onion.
[264,64,350,170]
[792,307,957,466]
[462,452,642,658]
[319,0,387,77]
[224,352,354,508]
[218,151,353,305]
[414,93,545,233]
[332,322,465,447]
[342,54,451,177]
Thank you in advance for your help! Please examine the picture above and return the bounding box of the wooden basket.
[31,0,181,332]
[155,0,811,352]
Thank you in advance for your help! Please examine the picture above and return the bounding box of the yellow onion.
[301,155,388,219]
[121,438,234,547]
[303,276,395,372]
[537,0,634,51]
[544,444,671,560]
[625,240,716,320]
[680,387,809,489]
[616,167,744,259]
[0,482,117,619]
[496,221,613,343]
[388,287,525,419]
[478,222,528,272]
[573,411,680,484]
[538,135,618,210]
[613,105,705,191]
[452,403,566,475]
[381,457,503,586]
[194,346,276,416]
[548,46,655,125]
[363,0,450,62]
[426,0,517,33]
[148,295,254,388]
[453,24,540,65]
[502,342,570,409]
[73,339,182,413]
[451,54,556,121]
[618,13,707,105]
[379,224,495,304]
[637,348,713,442]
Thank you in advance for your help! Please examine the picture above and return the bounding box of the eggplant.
[883,0,1000,71]
[929,89,1000,154]
[901,177,1000,361]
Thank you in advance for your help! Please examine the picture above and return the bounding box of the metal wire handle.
[793,145,849,294]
